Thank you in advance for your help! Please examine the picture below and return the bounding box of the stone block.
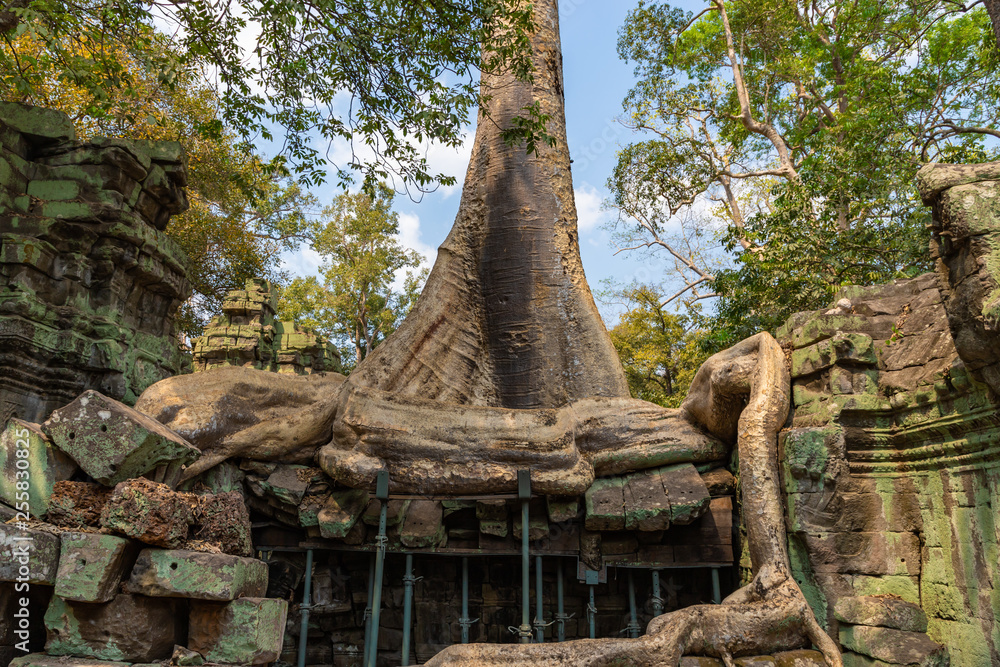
[188,597,288,665]
[834,596,928,633]
[54,532,135,603]
[9,655,131,667]
[362,498,410,527]
[659,463,710,525]
[0,419,77,518]
[733,657,775,667]
[0,103,76,143]
[700,468,735,496]
[839,625,948,666]
[99,478,197,548]
[0,522,60,584]
[772,650,826,666]
[399,500,446,548]
[45,482,111,529]
[623,468,671,531]
[585,476,626,531]
[546,496,579,523]
[512,499,549,541]
[44,391,200,486]
[44,593,182,662]
[260,465,312,506]
[317,489,368,539]
[126,548,267,600]
[195,491,253,557]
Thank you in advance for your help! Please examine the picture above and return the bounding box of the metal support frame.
[554,560,569,642]
[711,566,721,604]
[651,569,664,617]
[362,557,374,667]
[533,555,545,643]
[585,569,599,639]
[296,549,313,667]
[458,557,478,644]
[626,569,641,638]
[401,554,416,666]
[365,471,391,667]
[517,470,532,643]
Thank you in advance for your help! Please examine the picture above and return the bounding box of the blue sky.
[279,1,700,326]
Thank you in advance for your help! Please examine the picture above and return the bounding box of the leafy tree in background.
[277,187,427,372]
[1,29,318,338]
[602,283,711,408]
[610,0,1000,345]
[0,0,546,190]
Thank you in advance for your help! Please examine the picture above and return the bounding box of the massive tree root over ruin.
[423,334,842,667]
[134,1,841,659]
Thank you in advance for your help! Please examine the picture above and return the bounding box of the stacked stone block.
[0,389,286,667]
[191,278,341,375]
[0,102,192,424]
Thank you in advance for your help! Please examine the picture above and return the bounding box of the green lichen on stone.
[188,597,288,665]
[54,532,134,603]
[0,418,76,517]
[125,548,267,601]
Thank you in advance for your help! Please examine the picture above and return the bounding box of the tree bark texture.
[986,0,1000,54]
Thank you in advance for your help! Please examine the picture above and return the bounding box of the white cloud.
[393,212,438,290]
[574,182,606,234]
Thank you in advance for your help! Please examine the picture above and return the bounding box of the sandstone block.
[659,463,710,525]
[188,597,288,665]
[700,468,736,496]
[0,419,77,517]
[126,548,267,600]
[9,655,131,667]
[317,489,368,539]
[54,532,136,603]
[546,496,579,523]
[362,498,410,527]
[0,103,76,143]
[0,522,60,584]
[45,482,111,528]
[44,593,182,662]
[399,499,446,548]
[260,465,312,506]
[839,625,948,666]
[99,478,198,548]
[44,390,200,486]
[195,491,253,557]
[623,468,671,531]
[585,476,626,531]
[773,650,827,666]
[834,596,928,633]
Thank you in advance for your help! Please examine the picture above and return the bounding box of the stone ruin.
[0,102,191,424]
[190,279,341,376]
[3,3,1000,667]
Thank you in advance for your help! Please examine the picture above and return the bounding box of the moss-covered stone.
[0,419,77,517]
[316,488,368,539]
[44,390,200,486]
[54,532,135,603]
[0,522,60,584]
[125,548,267,600]
[44,593,182,662]
[188,597,288,665]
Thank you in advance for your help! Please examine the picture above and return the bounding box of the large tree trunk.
[986,0,1000,54]
[345,0,628,408]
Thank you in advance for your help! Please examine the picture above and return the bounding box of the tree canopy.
[0,0,549,190]
[610,0,1000,343]
[276,187,426,371]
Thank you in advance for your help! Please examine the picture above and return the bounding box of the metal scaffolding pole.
[585,569,599,639]
[401,554,415,666]
[362,557,374,667]
[626,569,641,638]
[555,560,567,642]
[518,470,532,643]
[296,549,314,667]
[711,567,722,604]
[366,471,391,667]
[460,557,470,644]
[651,570,664,617]
[534,555,544,643]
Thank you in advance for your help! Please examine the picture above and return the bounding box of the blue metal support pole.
[534,555,544,643]
[460,557,470,644]
[711,567,721,604]
[588,583,596,639]
[296,549,313,667]
[555,560,567,642]
[626,569,640,638]
[518,470,532,643]
[651,570,664,617]
[366,471,391,667]
[401,554,415,666]
[362,556,374,667]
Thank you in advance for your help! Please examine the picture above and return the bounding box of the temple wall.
[0,102,191,423]
[780,163,1000,666]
